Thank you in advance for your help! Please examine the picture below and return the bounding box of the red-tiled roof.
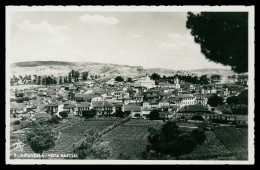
[63,104,76,109]
[92,101,113,108]
[77,102,90,107]
[124,105,141,112]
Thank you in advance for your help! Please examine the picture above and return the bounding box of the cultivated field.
[10,118,248,160]
[212,127,248,159]
[102,119,164,159]
[102,120,248,160]
[10,117,123,159]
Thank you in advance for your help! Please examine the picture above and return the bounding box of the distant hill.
[10,61,235,78]
[11,61,76,67]
[188,68,235,77]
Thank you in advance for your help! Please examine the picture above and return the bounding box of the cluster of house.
[9,74,248,125]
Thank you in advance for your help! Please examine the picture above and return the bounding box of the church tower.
[174,77,180,89]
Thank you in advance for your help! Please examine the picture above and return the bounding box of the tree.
[151,73,161,81]
[47,115,60,124]
[74,71,80,82]
[127,77,133,82]
[82,109,97,119]
[33,75,37,84]
[208,95,224,107]
[59,77,63,84]
[149,109,160,120]
[53,77,57,85]
[210,74,222,81]
[46,76,53,86]
[71,70,75,79]
[190,129,206,145]
[199,75,210,84]
[15,97,30,103]
[73,129,111,159]
[10,79,14,86]
[146,121,206,159]
[237,90,248,105]
[82,72,89,81]
[114,110,125,118]
[115,76,124,82]
[191,115,204,121]
[26,126,56,157]
[59,111,68,118]
[64,76,68,84]
[14,120,20,125]
[68,73,72,83]
[37,76,41,85]
[226,96,240,105]
[231,107,248,115]
[186,12,248,73]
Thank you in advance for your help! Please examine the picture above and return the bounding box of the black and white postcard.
[5,6,255,165]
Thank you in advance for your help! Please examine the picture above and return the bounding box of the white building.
[134,75,155,89]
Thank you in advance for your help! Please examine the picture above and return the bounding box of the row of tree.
[151,73,212,85]
[207,90,248,108]
[114,76,133,83]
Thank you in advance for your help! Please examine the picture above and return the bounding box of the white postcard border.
[5,5,255,165]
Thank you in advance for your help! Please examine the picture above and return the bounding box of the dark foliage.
[47,115,60,124]
[186,12,248,73]
[191,115,204,121]
[210,74,222,80]
[26,126,56,155]
[115,76,124,82]
[237,90,248,105]
[149,109,160,120]
[73,129,111,159]
[231,107,248,115]
[82,72,89,81]
[15,97,30,103]
[226,96,240,105]
[208,95,224,107]
[59,111,69,118]
[146,121,206,158]
[151,73,161,81]
[114,110,126,118]
[127,77,133,82]
[14,120,20,125]
[226,90,248,105]
[82,109,97,119]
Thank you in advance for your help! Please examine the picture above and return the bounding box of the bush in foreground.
[47,115,60,124]
[14,120,20,125]
[26,126,56,156]
[145,121,206,159]
[59,111,68,118]
[73,129,112,159]
[82,109,97,119]
[149,109,160,120]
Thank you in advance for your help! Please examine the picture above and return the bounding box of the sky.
[9,11,231,70]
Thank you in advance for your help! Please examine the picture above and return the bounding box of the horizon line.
[11,60,232,71]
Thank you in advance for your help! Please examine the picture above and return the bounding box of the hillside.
[10,61,235,78]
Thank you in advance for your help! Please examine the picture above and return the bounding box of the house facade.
[91,100,113,115]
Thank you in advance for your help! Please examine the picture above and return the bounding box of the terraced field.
[102,120,248,160]
[213,126,248,159]
[180,130,233,160]
[102,119,164,158]
[10,118,248,160]
[10,118,123,159]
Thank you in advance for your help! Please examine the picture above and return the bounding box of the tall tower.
[174,77,180,89]
[174,77,179,84]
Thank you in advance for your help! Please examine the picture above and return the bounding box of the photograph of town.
[6,6,254,164]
